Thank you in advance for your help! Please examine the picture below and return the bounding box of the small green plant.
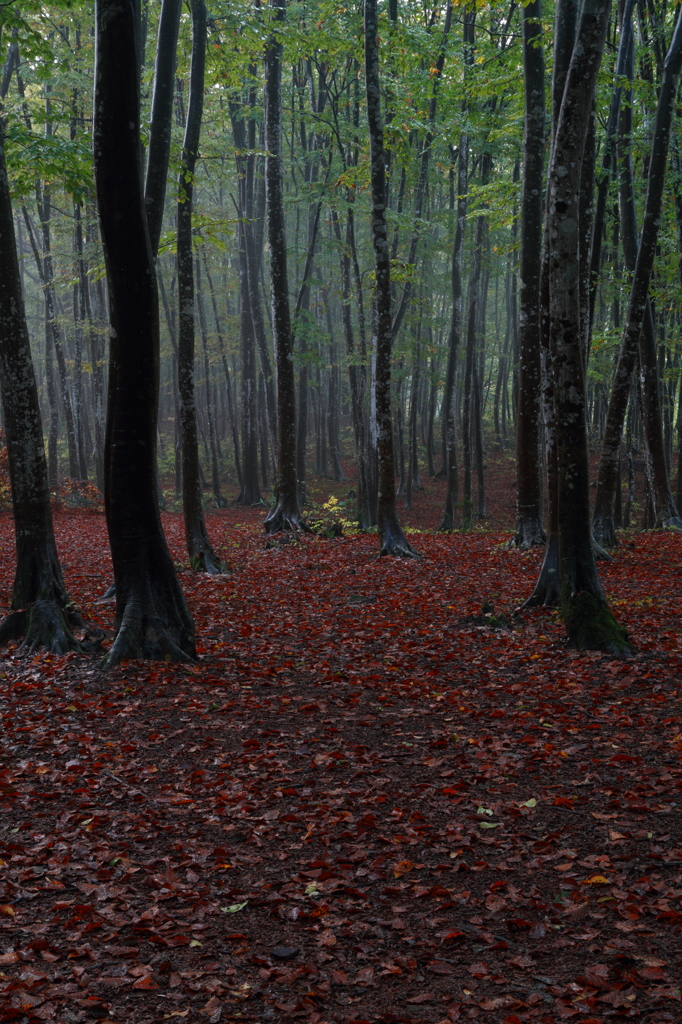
[304,494,358,538]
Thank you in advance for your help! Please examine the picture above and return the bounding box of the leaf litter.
[0,502,680,1024]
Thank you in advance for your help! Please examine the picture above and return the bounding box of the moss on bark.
[562,588,632,656]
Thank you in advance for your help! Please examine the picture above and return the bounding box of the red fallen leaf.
[406,993,434,1004]
[502,1017,524,1024]
[505,918,532,932]
[467,962,489,978]
[392,859,414,878]
[578,964,610,989]
[0,951,19,964]
[133,976,159,990]
[441,930,466,945]
[427,960,457,975]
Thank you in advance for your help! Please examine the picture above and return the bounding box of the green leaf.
[220,901,248,913]
[479,822,500,829]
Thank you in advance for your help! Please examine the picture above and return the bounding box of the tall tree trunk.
[94,0,196,666]
[263,0,306,532]
[365,0,414,556]
[0,70,85,653]
[548,0,630,653]
[145,0,182,258]
[513,0,546,549]
[176,0,221,571]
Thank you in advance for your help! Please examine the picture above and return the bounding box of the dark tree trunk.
[523,0,578,610]
[144,0,182,258]
[0,108,85,652]
[439,11,474,528]
[365,0,414,556]
[94,0,196,666]
[513,0,546,550]
[263,0,306,532]
[548,0,630,653]
[176,0,221,571]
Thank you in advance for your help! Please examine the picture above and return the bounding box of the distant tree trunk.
[365,0,414,556]
[439,11,473,529]
[331,208,371,525]
[263,0,306,532]
[94,0,196,666]
[195,257,225,507]
[0,92,85,653]
[548,0,630,653]
[176,0,221,571]
[513,0,546,550]
[201,252,243,490]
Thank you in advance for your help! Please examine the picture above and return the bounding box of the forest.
[0,0,681,1022]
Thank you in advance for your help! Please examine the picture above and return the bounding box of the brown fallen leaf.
[318,928,336,947]
[406,992,434,1004]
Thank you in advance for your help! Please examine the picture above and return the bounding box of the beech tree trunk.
[513,0,546,550]
[548,0,630,653]
[0,85,85,653]
[176,0,221,571]
[145,0,182,258]
[365,0,414,556]
[94,0,196,666]
[263,0,306,532]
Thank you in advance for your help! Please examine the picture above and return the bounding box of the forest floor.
[0,447,681,1024]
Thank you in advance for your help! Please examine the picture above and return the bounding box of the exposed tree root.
[438,511,455,532]
[0,600,85,656]
[264,501,311,535]
[509,514,546,551]
[592,536,614,562]
[379,519,418,558]
[101,585,196,669]
[562,589,633,656]
[521,532,561,608]
[592,513,618,549]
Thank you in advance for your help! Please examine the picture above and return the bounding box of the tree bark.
[94,0,196,666]
[145,0,182,258]
[548,0,630,653]
[263,0,306,532]
[0,86,87,653]
[176,0,221,571]
[513,0,546,550]
[365,0,415,556]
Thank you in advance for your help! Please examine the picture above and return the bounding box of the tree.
[177,0,222,572]
[94,0,196,666]
[546,0,630,653]
[512,0,546,550]
[0,57,85,654]
[593,4,682,544]
[263,0,306,533]
[364,0,415,557]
